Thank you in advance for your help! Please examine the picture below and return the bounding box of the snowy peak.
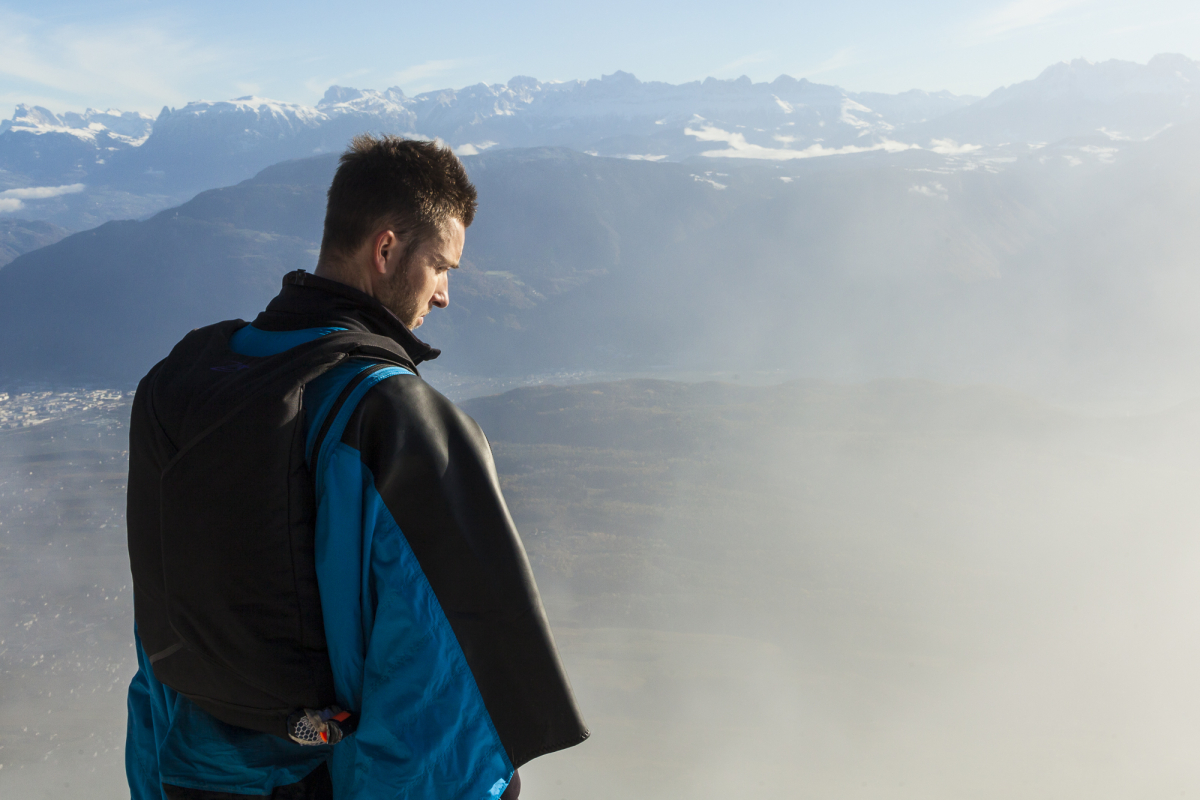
[3,54,1199,229]
[0,104,152,146]
[924,53,1200,145]
[158,96,325,127]
[980,54,1200,107]
[317,86,413,122]
[0,71,973,176]
[3,104,61,130]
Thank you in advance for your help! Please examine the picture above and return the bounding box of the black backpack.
[126,319,415,739]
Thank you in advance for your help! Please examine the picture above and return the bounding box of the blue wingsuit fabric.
[125,322,513,799]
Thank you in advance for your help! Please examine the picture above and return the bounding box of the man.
[125,135,588,800]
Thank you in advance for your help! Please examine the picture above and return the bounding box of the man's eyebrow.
[437,255,460,268]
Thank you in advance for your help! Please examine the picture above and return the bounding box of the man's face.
[377,217,465,330]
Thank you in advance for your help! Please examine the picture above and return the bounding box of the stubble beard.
[376,261,422,330]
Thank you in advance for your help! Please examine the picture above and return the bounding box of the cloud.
[0,198,23,213]
[685,125,918,161]
[975,0,1092,38]
[391,60,465,92]
[1099,123,1174,142]
[0,183,86,200]
[1079,144,1118,163]
[797,48,857,79]
[714,52,770,77]
[453,141,498,156]
[929,138,982,155]
[909,182,949,200]
[0,10,229,112]
[691,174,727,190]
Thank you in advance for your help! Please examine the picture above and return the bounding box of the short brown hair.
[319,134,477,264]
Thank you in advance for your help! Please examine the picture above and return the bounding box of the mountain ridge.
[2,122,1199,410]
[1,54,1195,229]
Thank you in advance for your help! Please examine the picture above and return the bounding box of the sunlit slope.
[5,377,1200,799]
[1,130,1199,404]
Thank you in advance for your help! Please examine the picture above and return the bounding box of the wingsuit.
[125,270,588,799]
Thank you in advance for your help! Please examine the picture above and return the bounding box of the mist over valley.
[6,379,1200,798]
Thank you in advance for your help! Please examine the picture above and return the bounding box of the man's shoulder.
[344,372,489,466]
[354,372,480,435]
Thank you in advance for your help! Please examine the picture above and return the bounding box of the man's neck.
[313,260,374,297]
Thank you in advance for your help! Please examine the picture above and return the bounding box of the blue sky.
[0,0,1197,114]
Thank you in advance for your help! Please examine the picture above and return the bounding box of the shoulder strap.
[148,324,418,470]
[307,361,414,493]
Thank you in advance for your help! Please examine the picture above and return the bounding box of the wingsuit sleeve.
[126,628,166,800]
[338,376,588,774]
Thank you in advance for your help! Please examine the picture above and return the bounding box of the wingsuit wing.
[340,376,589,769]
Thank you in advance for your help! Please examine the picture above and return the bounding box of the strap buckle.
[287,706,357,746]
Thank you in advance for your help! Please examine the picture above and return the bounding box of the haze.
[2,11,1200,800]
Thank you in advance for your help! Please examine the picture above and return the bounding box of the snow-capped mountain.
[910,53,1200,144]
[121,71,967,187]
[982,53,1200,107]
[0,71,975,211]
[150,96,325,143]
[0,105,153,187]
[125,96,337,191]
[0,104,153,145]
[316,86,417,128]
[313,71,974,161]
[1,54,1196,229]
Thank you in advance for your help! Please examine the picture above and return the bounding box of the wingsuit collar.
[251,269,441,365]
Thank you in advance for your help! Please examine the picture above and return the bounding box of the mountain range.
[1,54,1196,230]
[2,109,1198,409]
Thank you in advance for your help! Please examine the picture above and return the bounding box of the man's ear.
[373,230,396,276]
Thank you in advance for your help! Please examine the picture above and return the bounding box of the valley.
[4,378,1200,798]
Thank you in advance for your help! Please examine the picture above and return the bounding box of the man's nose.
[431,273,449,308]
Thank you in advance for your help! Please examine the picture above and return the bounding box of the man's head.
[315,135,477,329]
